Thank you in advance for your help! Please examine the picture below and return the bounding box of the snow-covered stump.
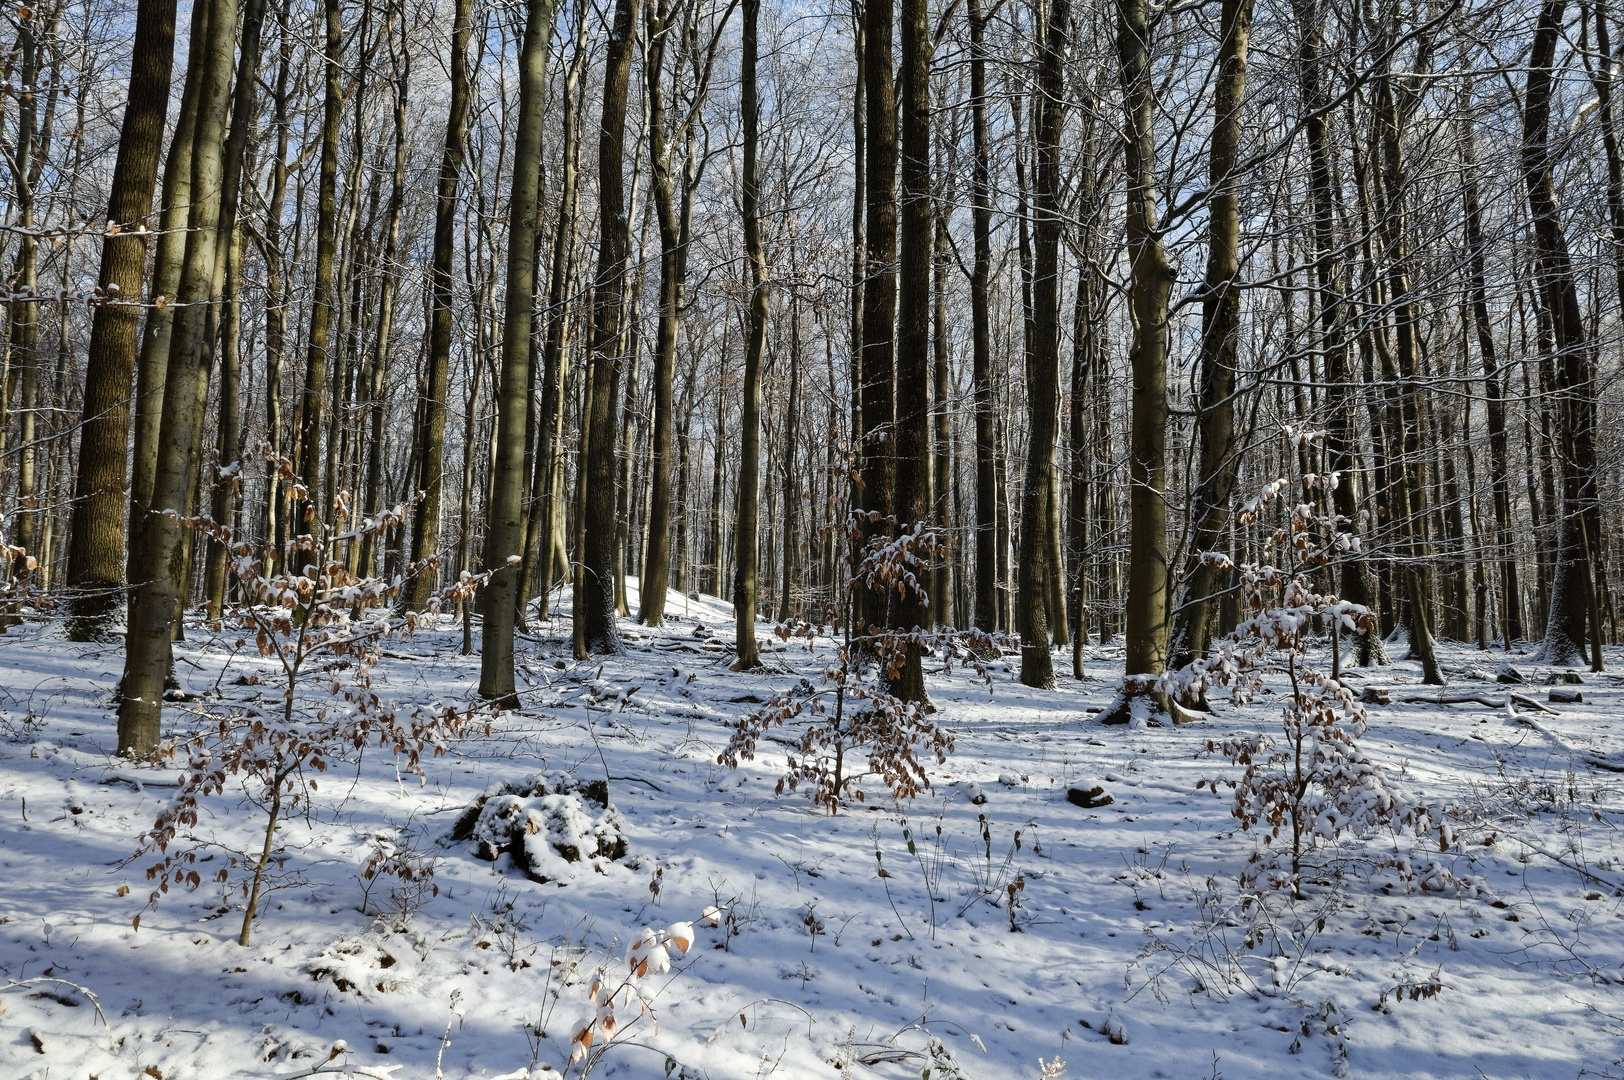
[449,772,628,882]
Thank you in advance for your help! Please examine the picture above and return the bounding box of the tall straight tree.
[889,0,932,700]
[732,0,769,670]
[1526,0,1602,668]
[127,0,206,613]
[1067,91,1107,677]
[529,0,588,620]
[7,10,41,585]
[1017,0,1068,690]
[293,0,345,563]
[578,0,639,655]
[1370,9,1443,685]
[357,20,410,581]
[118,0,237,755]
[857,0,897,641]
[1166,0,1251,675]
[642,0,732,626]
[201,0,271,620]
[1460,112,1522,646]
[404,0,475,612]
[967,0,998,634]
[1102,0,1175,722]
[1293,0,1386,667]
[63,0,176,639]
[481,0,556,705]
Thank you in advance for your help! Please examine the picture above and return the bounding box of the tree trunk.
[733,0,769,671]
[886,0,933,700]
[358,22,409,582]
[1526,0,1603,668]
[118,0,236,755]
[202,0,270,619]
[1102,0,1174,721]
[530,0,588,620]
[403,0,473,610]
[580,0,639,655]
[7,13,40,593]
[63,0,176,639]
[779,292,801,622]
[1167,0,1251,680]
[292,0,345,566]
[126,0,205,622]
[1371,32,1443,685]
[481,0,555,704]
[968,0,998,635]
[857,0,897,644]
[931,196,952,629]
[1018,0,1068,690]
[1293,0,1386,665]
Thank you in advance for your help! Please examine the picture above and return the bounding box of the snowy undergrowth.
[0,581,1621,1078]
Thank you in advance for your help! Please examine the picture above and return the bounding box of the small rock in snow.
[1067,785,1113,809]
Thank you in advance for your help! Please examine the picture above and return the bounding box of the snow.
[1,581,1622,1078]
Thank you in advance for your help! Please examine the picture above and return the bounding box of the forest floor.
[1,582,1622,1080]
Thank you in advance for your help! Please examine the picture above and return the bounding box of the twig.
[608,775,663,792]
[3,977,110,1034]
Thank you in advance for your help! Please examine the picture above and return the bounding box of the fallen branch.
[1397,691,1559,716]
[98,771,182,789]
[2,977,109,1034]
[609,775,664,792]
[1400,693,1505,709]
[1509,692,1560,716]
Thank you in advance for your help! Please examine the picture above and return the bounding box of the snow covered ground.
[1,581,1622,1079]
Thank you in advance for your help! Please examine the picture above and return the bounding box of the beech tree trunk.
[968,0,998,635]
[403,0,473,613]
[1103,0,1174,721]
[579,0,639,655]
[63,0,176,639]
[856,0,897,644]
[481,0,555,704]
[292,0,345,565]
[732,0,769,671]
[1168,0,1251,677]
[1526,0,1602,669]
[1017,0,1068,690]
[887,0,932,701]
[119,0,236,755]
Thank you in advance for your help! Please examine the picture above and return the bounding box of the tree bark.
[1018,0,1068,690]
[857,0,897,644]
[481,0,555,704]
[118,0,236,755]
[202,0,270,619]
[1168,0,1251,679]
[732,0,769,670]
[403,0,473,611]
[886,0,933,700]
[1526,0,1603,668]
[63,0,176,638]
[1101,0,1174,722]
[968,0,998,635]
[580,0,639,655]
[530,0,588,620]
[1460,121,1522,647]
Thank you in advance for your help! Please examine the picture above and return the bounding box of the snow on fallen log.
[1397,691,1560,715]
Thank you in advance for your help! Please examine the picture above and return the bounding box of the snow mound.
[308,932,421,996]
[448,771,627,882]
